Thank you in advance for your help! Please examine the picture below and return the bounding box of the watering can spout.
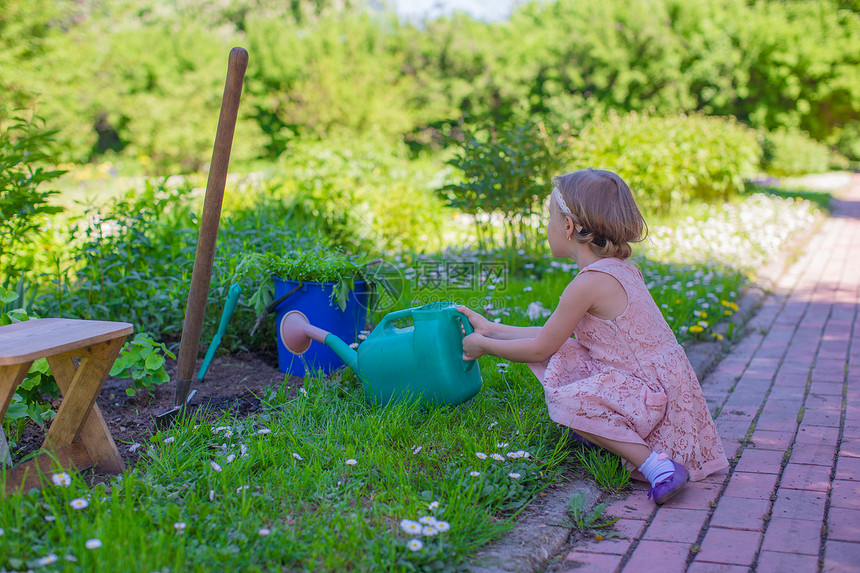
[321,333,359,373]
[279,310,360,374]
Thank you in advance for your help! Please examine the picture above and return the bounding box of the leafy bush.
[38,180,198,338]
[109,333,176,397]
[441,119,567,251]
[569,111,761,213]
[272,135,450,253]
[760,128,834,176]
[0,111,65,281]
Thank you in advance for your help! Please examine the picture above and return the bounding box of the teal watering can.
[279,301,482,407]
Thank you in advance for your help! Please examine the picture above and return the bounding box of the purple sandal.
[647,460,690,504]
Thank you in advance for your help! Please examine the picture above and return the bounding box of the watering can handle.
[377,307,414,333]
[455,310,477,372]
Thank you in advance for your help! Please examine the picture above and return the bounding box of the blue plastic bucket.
[274,277,369,377]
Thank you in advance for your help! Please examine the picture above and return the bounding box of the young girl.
[459,168,728,504]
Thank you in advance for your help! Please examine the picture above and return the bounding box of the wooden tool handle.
[175,47,249,389]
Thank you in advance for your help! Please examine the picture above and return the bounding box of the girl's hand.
[462,332,485,361]
[456,306,494,337]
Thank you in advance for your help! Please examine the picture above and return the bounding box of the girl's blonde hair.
[552,169,647,260]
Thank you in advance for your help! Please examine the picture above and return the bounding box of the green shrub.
[760,127,833,176]
[441,119,567,251]
[273,135,450,253]
[0,111,65,280]
[569,111,761,213]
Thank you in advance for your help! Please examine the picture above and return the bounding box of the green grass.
[1,363,578,571]
[1,167,828,570]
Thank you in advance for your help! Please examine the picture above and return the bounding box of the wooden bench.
[0,318,133,493]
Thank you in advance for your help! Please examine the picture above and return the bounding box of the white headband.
[552,187,573,216]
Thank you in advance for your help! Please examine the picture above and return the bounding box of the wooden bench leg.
[1,363,32,468]
[1,363,32,422]
[44,336,126,474]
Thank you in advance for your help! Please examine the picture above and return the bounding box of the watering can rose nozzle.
[279,310,360,373]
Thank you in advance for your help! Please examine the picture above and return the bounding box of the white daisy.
[70,498,89,510]
[475,452,488,460]
[299,387,308,396]
[226,454,236,463]
[508,472,522,479]
[422,526,439,536]
[210,461,222,472]
[292,452,303,461]
[418,516,437,526]
[236,485,250,493]
[258,528,271,536]
[164,436,175,444]
[400,519,422,534]
[85,538,102,550]
[435,521,451,533]
[428,501,439,511]
[52,472,72,487]
[470,471,481,477]
[411,445,423,455]
[174,522,187,532]
[209,490,215,502]
[407,538,423,552]
[35,554,58,567]
[491,453,505,461]
[496,442,509,448]
[257,428,271,435]
[346,458,358,466]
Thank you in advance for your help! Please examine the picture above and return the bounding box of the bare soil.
[12,351,300,474]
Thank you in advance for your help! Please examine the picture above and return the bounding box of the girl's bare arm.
[462,272,618,363]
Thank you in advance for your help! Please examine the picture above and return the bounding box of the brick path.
[559,175,860,573]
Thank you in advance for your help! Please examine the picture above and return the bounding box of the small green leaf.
[145,353,165,371]
[125,388,136,397]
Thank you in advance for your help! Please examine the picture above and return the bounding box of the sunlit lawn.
[0,188,825,571]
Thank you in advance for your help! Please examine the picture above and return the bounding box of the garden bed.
[11,352,292,476]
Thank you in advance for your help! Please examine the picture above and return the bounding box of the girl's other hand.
[456,306,493,336]
[462,332,485,361]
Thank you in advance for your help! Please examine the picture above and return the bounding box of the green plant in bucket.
[236,246,399,314]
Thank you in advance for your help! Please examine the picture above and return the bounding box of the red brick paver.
[547,175,860,572]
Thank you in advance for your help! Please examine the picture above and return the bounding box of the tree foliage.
[0,0,857,172]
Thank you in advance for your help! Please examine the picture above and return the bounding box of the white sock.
[638,451,674,487]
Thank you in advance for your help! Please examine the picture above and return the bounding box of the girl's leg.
[573,430,651,467]
[575,428,690,504]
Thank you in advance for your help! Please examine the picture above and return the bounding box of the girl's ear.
[564,215,577,240]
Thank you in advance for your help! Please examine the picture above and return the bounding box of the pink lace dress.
[528,257,728,482]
